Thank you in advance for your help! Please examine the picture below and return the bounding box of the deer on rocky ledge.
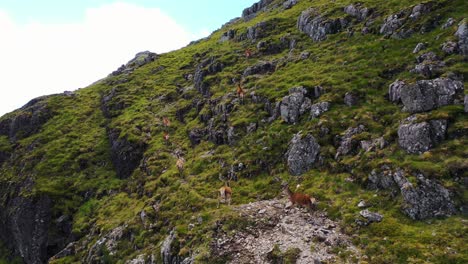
[281,182,316,212]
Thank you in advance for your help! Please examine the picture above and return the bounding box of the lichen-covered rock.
[310,102,330,119]
[409,3,433,20]
[108,128,146,179]
[413,42,427,53]
[359,210,383,223]
[400,78,464,113]
[335,125,365,159]
[344,4,371,21]
[242,0,274,20]
[344,92,359,106]
[455,19,468,55]
[379,10,408,37]
[286,133,320,176]
[280,87,311,124]
[367,166,399,191]
[86,225,128,263]
[161,230,183,264]
[360,137,387,152]
[410,52,445,78]
[297,8,347,42]
[283,0,298,10]
[441,41,459,54]
[243,61,276,77]
[388,79,406,103]
[398,116,447,154]
[393,172,456,220]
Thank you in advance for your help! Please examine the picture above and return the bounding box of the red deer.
[176,156,185,176]
[244,48,252,58]
[217,182,232,208]
[163,131,170,145]
[281,182,316,211]
[162,117,171,127]
[236,83,245,104]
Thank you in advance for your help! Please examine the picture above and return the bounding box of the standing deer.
[281,182,316,212]
[244,48,252,58]
[217,181,232,208]
[162,117,171,127]
[176,156,185,177]
[163,131,170,144]
[236,82,245,104]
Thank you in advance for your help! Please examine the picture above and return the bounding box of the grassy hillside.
[0,0,467,263]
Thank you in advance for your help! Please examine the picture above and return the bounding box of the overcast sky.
[0,0,257,116]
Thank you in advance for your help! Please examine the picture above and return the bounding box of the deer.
[163,131,170,144]
[217,181,232,208]
[244,48,252,58]
[162,117,171,127]
[176,156,185,177]
[281,182,316,212]
[236,82,245,104]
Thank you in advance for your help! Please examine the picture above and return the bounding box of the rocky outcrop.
[0,96,53,141]
[380,2,437,38]
[393,172,456,220]
[441,41,459,55]
[360,137,387,152]
[400,78,464,113]
[188,128,206,146]
[335,125,365,159]
[344,4,371,21]
[388,79,405,103]
[280,87,311,124]
[368,168,456,219]
[247,21,275,40]
[357,210,383,226]
[286,133,320,176]
[455,19,468,55]
[219,29,236,42]
[283,0,298,10]
[0,191,51,264]
[297,8,348,42]
[242,0,274,20]
[398,116,447,154]
[344,92,359,106]
[410,52,445,78]
[379,10,408,37]
[413,42,427,53]
[194,57,224,97]
[243,61,276,77]
[108,128,147,179]
[310,102,330,119]
[86,225,128,263]
[161,230,184,264]
[111,51,158,76]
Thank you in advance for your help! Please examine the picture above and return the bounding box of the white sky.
[0,2,209,116]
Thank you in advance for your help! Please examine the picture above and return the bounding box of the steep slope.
[0,0,467,263]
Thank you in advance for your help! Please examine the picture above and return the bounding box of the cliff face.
[0,0,467,263]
